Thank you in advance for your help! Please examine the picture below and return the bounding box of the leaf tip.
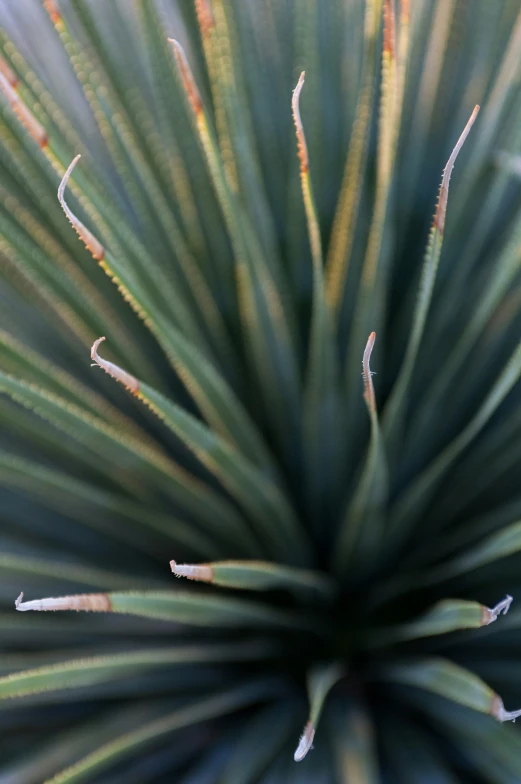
[90,337,140,395]
[434,105,479,234]
[491,694,521,723]
[169,38,203,116]
[294,721,315,762]
[482,594,513,625]
[292,71,308,173]
[58,156,105,261]
[170,560,213,583]
[362,331,377,414]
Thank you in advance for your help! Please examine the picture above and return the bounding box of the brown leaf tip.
[292,71,308,174]
[294,721,315,762]
[58,156,105,261]
[90,336,140,395]
[491,694,521,723]
[481,594,513,625]
[169,39,203,116]
[170,560,214,583]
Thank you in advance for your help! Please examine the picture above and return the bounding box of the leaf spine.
[58,156,105,261]
[90,337,140,395]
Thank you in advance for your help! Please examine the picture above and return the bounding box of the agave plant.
[3,0,521,780]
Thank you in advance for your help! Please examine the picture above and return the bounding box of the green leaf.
[334,331,388,573]
[406,692,521,784]
[294,661,345,761]
[326,0,381,316]
[292,72,344,524]
[328,699,379,784]
[0,451,222,558]
[383,105,479,448]
[0,642,274,700]
[439,520,521,578]
[218,702,299,784]
[90,337,310,561]
[0,552,145,591]
[15,589,318,632]
[369,596,512,647]
[390,336,521,543]
[380,712,458,784]
[170,39,302,459]
[171,558,335,596]
[45,680,278,783]
[0,370,257,553]
[381,657,521,721]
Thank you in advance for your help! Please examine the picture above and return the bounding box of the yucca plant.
[4,0,521,780]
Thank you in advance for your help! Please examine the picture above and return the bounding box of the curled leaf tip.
[170,560,214,583]
[482,594,513,625]
[362,331,377,414]
[90,335,106,362]
[90,337,140,395]
[14,591,23,609]
[169,38,203,116]
[491,695,521,723]
[292,72,308,173]
[434,105,479,234]
[294,721,315,762]
[58,156,105,261]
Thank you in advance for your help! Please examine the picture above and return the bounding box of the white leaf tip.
[294,722,315,762]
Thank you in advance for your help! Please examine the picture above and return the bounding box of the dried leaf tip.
[0,72,47,147]
[90,336,140,395]
[15,591,112,612]
[170,560,213,583]
[362,332,377,414]
[434,105,479,234]
[482,594,513,625]
[58,156,105,261]
[491,694,521,723]
[168,39,203,116]
[292,72,308,174]
[294,721,315,762]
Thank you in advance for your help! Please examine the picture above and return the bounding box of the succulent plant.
[3,0,521,780]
